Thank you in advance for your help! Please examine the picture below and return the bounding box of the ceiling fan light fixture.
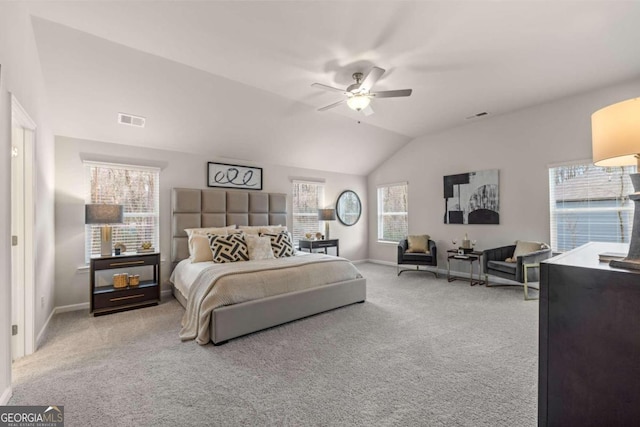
[347,95,371,111]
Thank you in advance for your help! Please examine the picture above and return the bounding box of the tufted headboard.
[171,188,287,270]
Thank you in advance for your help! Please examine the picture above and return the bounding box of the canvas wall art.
[443,169,499,224]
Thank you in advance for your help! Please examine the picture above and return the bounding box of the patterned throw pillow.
[207,233,249,263]
[261,232,294,258]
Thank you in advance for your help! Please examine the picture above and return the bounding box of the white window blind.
[85,162,160,261]
[549,163,635,252]
[377,182,408,242]
[292,181,324,245]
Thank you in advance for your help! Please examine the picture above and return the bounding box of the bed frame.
[170,188,366,345]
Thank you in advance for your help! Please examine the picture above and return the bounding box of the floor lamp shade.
[318,209,336,240]
[85,204,124,256]
[592,98,640,269]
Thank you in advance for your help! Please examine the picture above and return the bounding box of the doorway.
[11,95,36,360]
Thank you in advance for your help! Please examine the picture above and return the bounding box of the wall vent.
[118,112,146,128]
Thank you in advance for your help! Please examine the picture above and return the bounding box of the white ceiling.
[26,1,640,175]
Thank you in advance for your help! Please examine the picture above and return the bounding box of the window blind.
[85,162,160,261]
[549,163,635,252]
[292,181,324,245]
[377,183,408,242]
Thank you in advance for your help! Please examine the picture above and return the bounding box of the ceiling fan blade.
[311,83,348,94]
[357,67,385,93]
[318,99,346,111]
[370,89,412,98]
[361,105,375,116]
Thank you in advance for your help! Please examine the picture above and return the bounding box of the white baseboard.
[366,259,396,267]
[0,386,12,405]
[55,302,90,314]
[35,307,57,350]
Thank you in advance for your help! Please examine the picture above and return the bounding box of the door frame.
[11,94,36,357]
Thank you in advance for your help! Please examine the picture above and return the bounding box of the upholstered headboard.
[171,188,287,269]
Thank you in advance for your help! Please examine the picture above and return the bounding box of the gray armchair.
[483,244,552,300]
[397,238,438,278]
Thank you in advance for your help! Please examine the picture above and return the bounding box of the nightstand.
[90,252,161,316]
[298,239,339,256]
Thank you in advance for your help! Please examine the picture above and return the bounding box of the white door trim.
[11,94,36,357]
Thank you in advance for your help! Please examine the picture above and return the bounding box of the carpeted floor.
[9,263,538,426]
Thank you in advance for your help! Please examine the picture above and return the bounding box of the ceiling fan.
[312,66,412,116]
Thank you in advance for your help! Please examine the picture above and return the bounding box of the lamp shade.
[85,204,124,224]
[347,95,371,111]
[318,208,336,221]
[592,98,640,166]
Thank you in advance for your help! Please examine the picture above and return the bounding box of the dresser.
[539,242,640,426]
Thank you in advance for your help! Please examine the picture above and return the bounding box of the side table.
[299,239,339,256]
[446,250,484,286]
[90,252,161,316]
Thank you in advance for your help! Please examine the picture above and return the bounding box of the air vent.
[118,112,146,128]
[465,111,489,120]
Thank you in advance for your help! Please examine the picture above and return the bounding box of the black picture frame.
[207,162,263,190]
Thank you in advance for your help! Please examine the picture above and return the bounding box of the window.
[292,181,324,245]
[85,162,160,261]
[377,182,408,242]
[549,162,636,252]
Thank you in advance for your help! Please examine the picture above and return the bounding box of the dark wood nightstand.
[298,239,339,256]
[90,252,161,316]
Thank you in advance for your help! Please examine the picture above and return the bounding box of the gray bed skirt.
[173,277,366,345]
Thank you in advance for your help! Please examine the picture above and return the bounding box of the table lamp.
[592,97,640,269]
[318,208,336,240]
[85,204,124,256]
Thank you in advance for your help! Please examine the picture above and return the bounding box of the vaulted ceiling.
[27,1,640,175]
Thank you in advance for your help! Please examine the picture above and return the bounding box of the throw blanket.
[179,254,362,344]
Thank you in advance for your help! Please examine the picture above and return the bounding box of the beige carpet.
[9,263,538,426]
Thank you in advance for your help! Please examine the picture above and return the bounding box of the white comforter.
[178,254,362,344]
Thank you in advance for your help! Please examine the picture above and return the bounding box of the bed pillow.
[261,231,294,258]
[207,233,249,263]
[245,235,275,261]
[239,225,288,235]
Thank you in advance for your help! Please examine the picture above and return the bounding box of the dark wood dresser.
[539,242,640,426]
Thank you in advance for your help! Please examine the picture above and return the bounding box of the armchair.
[482,242,552,300]
[397,238,438,278]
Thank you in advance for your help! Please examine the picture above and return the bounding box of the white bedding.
[170,259,214,300]
[170,251,312,299]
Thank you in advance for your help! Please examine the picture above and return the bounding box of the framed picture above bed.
[207,162,263,190]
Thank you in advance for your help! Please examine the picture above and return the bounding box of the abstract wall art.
[443,169,499,224]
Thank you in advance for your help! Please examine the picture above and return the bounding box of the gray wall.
[368,77,640,266]
[0,2,56,403]
[54,136,368,307]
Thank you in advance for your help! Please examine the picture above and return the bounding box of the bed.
[170,188,366,345]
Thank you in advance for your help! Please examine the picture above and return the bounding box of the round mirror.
[336,190,362,226]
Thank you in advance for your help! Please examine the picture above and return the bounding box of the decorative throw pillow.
[261,231,294,258]
[506,240,547,262]
[245,235,275,261]
[207,233,249,263]
[407,235,430,253]
[185,226,238,262]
